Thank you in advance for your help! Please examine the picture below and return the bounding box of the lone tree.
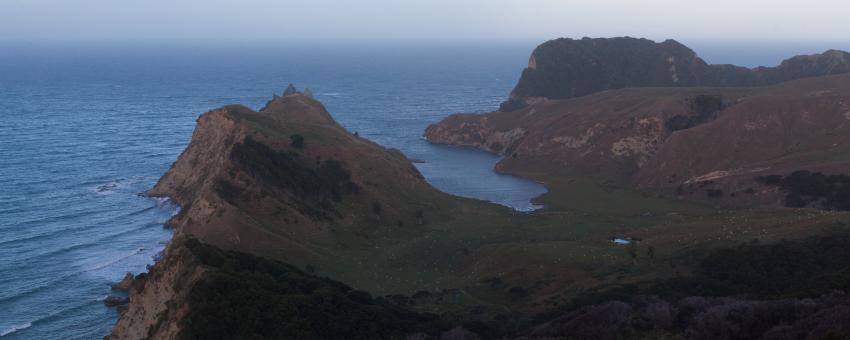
[290,134,305,148]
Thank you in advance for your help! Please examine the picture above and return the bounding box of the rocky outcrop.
[501,37,850,111]
[103,296,128,307]
[111,272,134,291]
[108,238,206,339]
[282,83,298,96]
[424,115,525,154]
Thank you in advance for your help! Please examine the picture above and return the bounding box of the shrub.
[706,189,723,198]
[755,171,850,210]
[290,134,305,148]
[229,137,358,220]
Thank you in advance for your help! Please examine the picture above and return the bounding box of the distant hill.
[428,42,850,209]
[501,37,850,111]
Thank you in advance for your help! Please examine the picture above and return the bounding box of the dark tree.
[290,134,305,148]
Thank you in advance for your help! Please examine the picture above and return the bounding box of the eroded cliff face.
[501,37,850,111]
[108,237,206,340]
[428,88,736,173]
[423,114,526,154]
[427,73,850,207]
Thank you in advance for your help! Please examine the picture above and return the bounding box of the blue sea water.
[2,40,848,339]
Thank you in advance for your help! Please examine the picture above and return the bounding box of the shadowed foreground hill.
[112,228,850,339]
[109,236,450,340]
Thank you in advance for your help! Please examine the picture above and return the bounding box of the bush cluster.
[756,170,850,210]
[180,238,446,340]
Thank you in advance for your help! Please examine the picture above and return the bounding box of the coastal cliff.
[145,91,456,270]
[500,37,850,111]
[110,89,458,338]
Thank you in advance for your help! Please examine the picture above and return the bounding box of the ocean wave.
[93,176,149,195]
[0,231,169,303]
[0,298,104,337]
[0,204,170,248]
[1,322,32,337]
[83,248,143,272]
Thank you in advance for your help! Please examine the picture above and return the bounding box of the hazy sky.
[3,0,850,43]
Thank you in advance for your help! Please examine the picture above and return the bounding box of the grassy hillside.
[141,91,850,323]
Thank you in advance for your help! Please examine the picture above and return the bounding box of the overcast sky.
[2,0,850,43]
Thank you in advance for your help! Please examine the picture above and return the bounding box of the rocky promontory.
[501,37,850,111]
[108,88,520,338]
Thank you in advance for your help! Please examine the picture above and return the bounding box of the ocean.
[1,40,848,339]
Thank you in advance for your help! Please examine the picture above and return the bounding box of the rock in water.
[302,87,313,98]
[103,295,128,307]
[111,272,134,291]
[282,83,298,96]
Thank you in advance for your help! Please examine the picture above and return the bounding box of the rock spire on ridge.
[283,84,298,96]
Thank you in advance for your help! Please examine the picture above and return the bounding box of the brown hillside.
[148,93,481,274]
[427,73,850,207]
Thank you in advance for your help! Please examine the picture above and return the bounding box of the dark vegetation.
[178,230,850,340]
[705,188,723,198]
[290,134,305,148]
[665,95,725,131]
[220,137,359,219]
[567,227,850,308]
[530,228,850,339]
[757,170,850,210]
[180,238,448,340]
[531,294,850,340]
